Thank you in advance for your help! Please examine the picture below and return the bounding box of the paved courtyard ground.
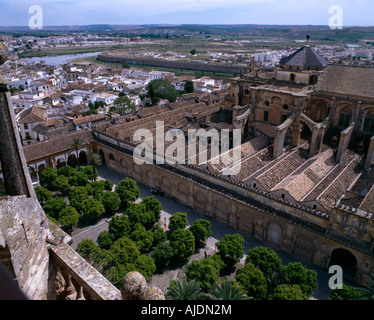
[71,165,333,300]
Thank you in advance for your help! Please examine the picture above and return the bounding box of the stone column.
[364,136,374,170]
[329,97,337,125]
[292,120,302,148]
[273,128,286,158]
[309,127,319,157]
[336,124,355,163]
[354,101,362,132]
[0,42,35,198]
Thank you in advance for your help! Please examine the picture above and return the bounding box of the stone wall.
[92,139,374,287]
[0,196,50,299]
[98,53,243,74]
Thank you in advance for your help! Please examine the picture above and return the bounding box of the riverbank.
[18,45,123,59]
[69,55,238,83]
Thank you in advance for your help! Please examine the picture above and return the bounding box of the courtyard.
[70,165,334,300]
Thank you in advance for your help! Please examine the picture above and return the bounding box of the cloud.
[0,0,372,26]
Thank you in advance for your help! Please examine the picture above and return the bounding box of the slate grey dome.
[280,45,328,69]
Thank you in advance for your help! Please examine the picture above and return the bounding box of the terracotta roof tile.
[317,65,374,98]
[23,131,94,162]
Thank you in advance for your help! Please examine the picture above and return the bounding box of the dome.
[280,46,328,69]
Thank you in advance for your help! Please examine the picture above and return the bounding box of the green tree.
[110,236,140,265]
[190,49,196,55]
[216,234,244,267]
[281,262,318,298]
[82,165,99,181]
[135,255,156,281]
[329,284,364,300]
[245,246,282,277]
[236,263,268,300]
[184,80,194,93]
[54,175,70,194]
[76,238,97,260]
[166,279,205,300]
[269,284,306,300]
[126,202,155,229]
[85,180,105,200]
[186,258,220,292]
[43,197,67,220]
[140,196,162,225]
[169,228,195,262]
[358,274,374,300]
[151,224,167,248]
[68,171,89,187]
[152,242,174,269]
[39,167,58,190]
[88,153,102,181]
[103,179,114,191]
[189,219,212,248]
[91,247,115,273]
[101,191,121,214]
[115,178,140,206]
[68,186,88,212]
[82,197,105,220]
[208,280,251,300]
[59,206,80,231]
[147,79,180,104]
[130,223,154,253]
[207,253,226,273]
[97,230,114,250]
[109,96,136,117]
[266,270,282,296]
[34,186,52,206]
[108,215,131,241]
[169,212,188,233]
[57,165,76,178]
[107,263,137,289]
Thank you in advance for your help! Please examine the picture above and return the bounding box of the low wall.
[98,53,243,74]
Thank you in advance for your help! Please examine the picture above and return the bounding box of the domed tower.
[276,35,328,86]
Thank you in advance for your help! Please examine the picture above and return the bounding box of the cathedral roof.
[317,65,374,99]
[280,46,328,68]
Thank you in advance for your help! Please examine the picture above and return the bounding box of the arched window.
[338,106,352,128]
[309,75,318,85]
[364,111,374,133]
[290,73,296,82]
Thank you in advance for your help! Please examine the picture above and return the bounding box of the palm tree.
[266,270,282,296]
[88,153,102,181]
[166,279,205,300]
[358,274,374,300]
[69,138,83,168]
[208,280,252,300]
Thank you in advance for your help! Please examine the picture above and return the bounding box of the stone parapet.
[49,242,121,300]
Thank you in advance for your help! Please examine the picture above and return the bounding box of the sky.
[0,0,373,27]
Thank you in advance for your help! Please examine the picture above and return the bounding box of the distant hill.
[1,24,374,43]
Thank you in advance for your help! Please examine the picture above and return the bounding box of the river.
[21,51,102,66]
